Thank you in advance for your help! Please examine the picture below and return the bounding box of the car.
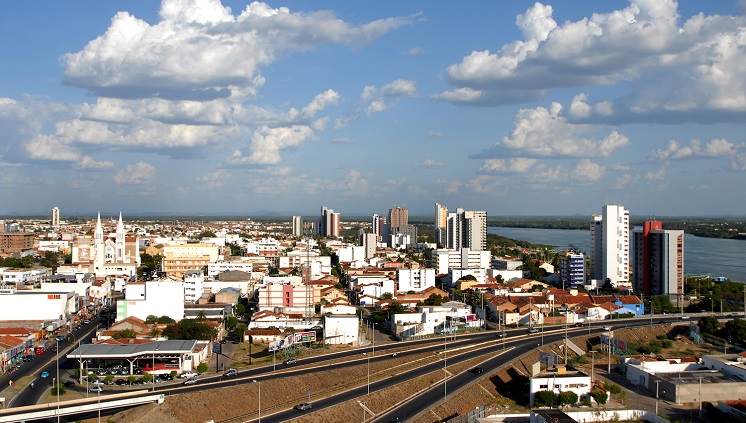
[603,326,612,331]
[180,371,199,379]
[134,368,143,374]
[183,378,198,386]
[119,368,130,375]
[573,322,583,327]
[161,374,174,381]
[88,386,103,393]
[115,379,127,386]
[232,339,239,344]
[679,315,690,320]
[95,369,106,376]
[83,319,91,324]
[23,355,33,362]
[40,371,50,379]
[55,334,65,342]
[223,368,238,377]
[283,358,297,365]
[527,327,539,334]
[495,332,506,338]
[294,403,312,411]
[63,380,75,388]
[469,367,484,374]
[220,339,227,344]
[730,312,740,317]
[51,346,58,352]
[92,379,105,385]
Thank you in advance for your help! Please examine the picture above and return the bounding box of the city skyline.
[2,1,746,217]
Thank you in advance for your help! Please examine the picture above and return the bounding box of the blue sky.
[1,0,746,217]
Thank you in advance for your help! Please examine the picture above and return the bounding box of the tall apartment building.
[632,221,684,297]
[445,208,487,251]
[319,206,340,238]
[359,232,378,259]
[51,206,60,227]
[589,204,630,288]
[372,214,387,241]
[292,216,303,237]
[389,206,408,228]
[559,251,586,287]
[434,203,448,247]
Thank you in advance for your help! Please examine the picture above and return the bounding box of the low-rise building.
[529,365,591,407]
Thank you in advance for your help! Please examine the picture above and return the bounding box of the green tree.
[232,324,247,340]
[145,315,159,324]
[725,318,746,345]
[534,390,557,407]
[142,374,153,383]
[381,292,394,300]
[197,363,208,373]
[157,315,176,324]
[698,316,720,335]
[162,319,218,340]
[196,231,216,239]
[127,375,136,384]
[104,375,114,384]
[590,390,608,405]
[51,383,66,396]
[558,391,578,406]
[234,304,245,316]
[112,329,137,339]
[225,316,238,329]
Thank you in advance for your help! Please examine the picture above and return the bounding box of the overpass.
[0,390,164,422]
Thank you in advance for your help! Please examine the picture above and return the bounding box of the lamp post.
[152,348,158,392]
[56,338,60,423]
[364,352,370,395]
[655,380,660,415]
[444,319,448,400]
[589,350,596,383]
[97,384,101,423]
[253,380,261,423]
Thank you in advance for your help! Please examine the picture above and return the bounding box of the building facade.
[292,216,303,237]
[589,205,630,288]
[632,221,684,297]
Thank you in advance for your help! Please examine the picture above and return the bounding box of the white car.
[180,371,199,379]
[91,379,105,385]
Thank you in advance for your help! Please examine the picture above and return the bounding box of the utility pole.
[655,380,661,415]
[589,350,596,383]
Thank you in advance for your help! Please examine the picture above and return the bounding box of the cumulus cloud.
[336,79,417,126]
[571,159,604,182]
[612,173,638,189]
[196,169,229,189]
[438,1,746,121]
[426,130,443,138]
[480,157,537,173]
[495,102,629,158]
[730,154,746,171]
[229,124,316,165]
[403,47,425,56]
[113,162,156,185]
[62,0,413,101]
[650,138,740,160]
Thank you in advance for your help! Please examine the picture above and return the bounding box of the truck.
[35,340,51,355]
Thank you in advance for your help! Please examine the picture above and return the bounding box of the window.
[540,384,548,389]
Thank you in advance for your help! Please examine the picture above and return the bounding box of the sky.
[2,0,746,218]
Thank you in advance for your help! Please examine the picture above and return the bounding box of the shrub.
[170,370,178,378]
[51,383,66,396]
[104,375,114,384]
[609,384,622,395]
[661,339,673,348]
[197,363,208,373]
[534,390,557,407]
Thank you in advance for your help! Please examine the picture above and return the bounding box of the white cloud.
[499,102,629,157]
[650,138,740,160]
[416,159,446,169]
[113,162,156,185]
[571,159,604,182]
[729,154,746,171]
[380,79,417,97]
[612,173,638,189]
[331,137,353,144]
[301,89,341,119]
[74,156,114,170]
[426,130,443,138]
[63,0,413,101]
[333,169,369,196]
[443,180,463,195]
[196,169,229,189]
[480,157,537,173]
[230,125,316,165]
[644,165,667,180]
[403,47,424,56]
[366,99,390,115]
[467,175,503,194]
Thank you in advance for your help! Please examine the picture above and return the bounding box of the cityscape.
[2,1,746,423]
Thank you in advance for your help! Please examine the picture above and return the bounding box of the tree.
[162,319,217,340]
[51,383,66,396]
[127,375,136,385]
[157,315,176,324]
[232,323,247,340]
[112,329,137,340]
[225,316,238,329]
[197,363,208,373]
[142,374,153,383]
[234,304,245,316]
[104,375,114,384]
[534,390,557,407]
[381,292,394,300]
[145,315,159,324]
[698,316,720,335]
[725,318,746,345]
[558,391,578,406]
[590,390,608,405]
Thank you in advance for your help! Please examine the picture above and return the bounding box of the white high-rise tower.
[589,204,630,288]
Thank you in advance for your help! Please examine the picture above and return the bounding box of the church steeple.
[116,212,125,262]
[94,212,103,243]
[116,212,124,242]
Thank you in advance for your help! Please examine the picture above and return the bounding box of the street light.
[152,348,158,392]
[56,338,60,423]
[655,380,661,415]
[253,380,261,423]
[363,352,370,395]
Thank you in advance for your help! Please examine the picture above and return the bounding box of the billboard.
[539,351,558,367]
[293,331,316,343]
[213,342,222,354]
[268,335,294,352]
[600,334,627,351]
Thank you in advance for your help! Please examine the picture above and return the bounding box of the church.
[66,212,140,279]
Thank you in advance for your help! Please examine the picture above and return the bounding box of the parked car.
[40,371,49,379]
[160,374,174,381]
[283,358,297,365]
[55,334,65,342]
[63,380,75,388]
[23,355,33,362]
[183,378,198,386]
[527,327,539,334]
[495,332,506,338]
[91,379,105,385]
[88,386,103,393]
[220,339,227,344]
[83,319,91,324]
[223,368,238,377]
[180,371,199,379]
[730,312,740,317]
[115,379,127,386]
[679,315,690,320]
[573,322,583,327]
[294,403,312,411]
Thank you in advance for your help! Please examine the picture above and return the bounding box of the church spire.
[117,212,124,241]
[94,212,103,243]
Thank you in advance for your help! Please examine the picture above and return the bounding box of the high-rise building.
[435,203,448,246]
[319,206,335,237]
[559,251,586,287]
[389,206,408,228]
[330,212,340,238]
[51,206,60,227]
[633,221,684,297]
[589,204,630,288]
[445,207,487,251]
[292,216,303,237]
[359,232,377,259]
[372,214,387,241]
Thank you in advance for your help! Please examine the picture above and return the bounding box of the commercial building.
[161,243,220,278]
[434,202,448,247]
[434,248,491,275]
[318,206,340,238]
[372,214,388,242]
[0,285,78,325]
[589,205,630,288]
[0,230,34,254]
[389,206,408,228]
[632,221,684,297]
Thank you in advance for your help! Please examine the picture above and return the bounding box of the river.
[488,226,746,283]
